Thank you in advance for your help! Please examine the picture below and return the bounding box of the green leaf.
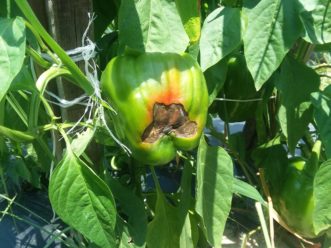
[71,127,95,157]
[177,163,196,248]
[118,0,189,53]
[298,0,319,11]
[204,57,228,106]
[200,7,241,71]
[233,178,266,205]
[175,0,201,43]
[313,159,331,235]
[300,0,331,44]
[93,0,118,39]
[49,151,117,248]
[9,63,36,92]
[107,178,147,246]
[178,162,193,219]
[196,137,234,247]
[0,17,26,101]
[275,56,320,153]
[6,156,31,186]
[146,184,181,248]
[179,213,194,248]
[311,86,331,158]
[118,220,144,248]
[243,0,303,90]
[252,137,288,196]
[0,0,8,17]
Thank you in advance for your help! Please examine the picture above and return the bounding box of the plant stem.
[26,46,52,68]
[28,66,72,129]
[255,202,273,248]
[6,0,11,18]
[6,93,28,126]
[293,39,315,63]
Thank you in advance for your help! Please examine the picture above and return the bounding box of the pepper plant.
[0,0,331,247]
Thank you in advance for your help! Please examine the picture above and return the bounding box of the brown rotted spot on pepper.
[142,103,197,143]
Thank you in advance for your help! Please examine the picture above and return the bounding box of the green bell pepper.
[101,52,208,165]
[272,141,322,238]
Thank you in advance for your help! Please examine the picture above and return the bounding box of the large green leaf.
[118,0,189,53]
[0,17,26,101]
[300,0,331,44]
[49,151,117,247]
[200,7,241,71]
[275,56,320,153]
[243,0,303,90]
[311,86,331,158]
[196,137,234,247]
[146,186,181,248]
[313,159,331,235]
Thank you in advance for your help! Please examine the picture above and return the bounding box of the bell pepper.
[274,157,316,238]
[101,52,208,165]
[272,141,322,238]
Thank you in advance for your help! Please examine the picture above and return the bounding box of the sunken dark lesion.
[141,103,198,143]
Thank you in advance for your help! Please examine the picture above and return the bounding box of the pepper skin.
[273,157,316,238]
[101,52,208,165]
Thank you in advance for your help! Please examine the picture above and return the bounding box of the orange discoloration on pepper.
[146,82,181,119]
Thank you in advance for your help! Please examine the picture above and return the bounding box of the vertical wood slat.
[48,0,94,122]
[29,0,101,165]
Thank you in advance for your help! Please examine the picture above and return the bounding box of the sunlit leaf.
[0,17,26,101]
[118,0,189,53]
[243,0,302,89]
[196,137,233,247]
[49,151,117,247]
[200,7,241,71]
[233,178,266,205]
[300,0,331,44]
